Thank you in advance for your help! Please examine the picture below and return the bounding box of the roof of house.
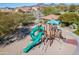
[15,7,32,13]
[41,14,59,20]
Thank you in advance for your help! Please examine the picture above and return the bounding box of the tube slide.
[23,25,44,53]
[30,25,44,41]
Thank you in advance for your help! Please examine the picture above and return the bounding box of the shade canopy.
[46,19,60,25]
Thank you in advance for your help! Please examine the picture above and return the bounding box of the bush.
[74,29,79,35]
[0,12,35,36]
[59,12,79,26]
[41,7,60,16]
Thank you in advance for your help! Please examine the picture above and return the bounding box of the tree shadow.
[16,27,30,40]
[0,26,31,47]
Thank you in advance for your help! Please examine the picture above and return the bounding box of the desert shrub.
[74,29,79,35]
[59,12,79,26]
[0,12,35,36]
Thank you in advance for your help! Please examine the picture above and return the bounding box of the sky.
[0,3,37,8]
[0,3,79,8]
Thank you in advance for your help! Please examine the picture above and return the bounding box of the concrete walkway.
[61,27,79,54]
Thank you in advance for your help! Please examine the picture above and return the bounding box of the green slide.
[23,25,44,53]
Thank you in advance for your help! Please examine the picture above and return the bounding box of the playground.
[0,4,79,55]
[0,19,78,55]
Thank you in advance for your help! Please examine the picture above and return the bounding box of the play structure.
[23,19,66,53]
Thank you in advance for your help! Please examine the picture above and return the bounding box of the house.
[15,7,32,13]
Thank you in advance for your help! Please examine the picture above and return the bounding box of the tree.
[41,6,59,15]
[56,3,68,12]
[69,4,76,12]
